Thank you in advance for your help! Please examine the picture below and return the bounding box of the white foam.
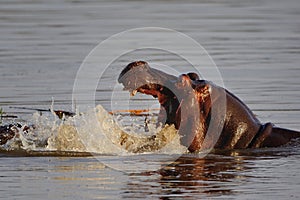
[1,105,187,155]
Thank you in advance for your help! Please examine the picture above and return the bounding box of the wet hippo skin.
[118,61,300,152]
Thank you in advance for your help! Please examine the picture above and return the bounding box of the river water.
[0,0,300,199]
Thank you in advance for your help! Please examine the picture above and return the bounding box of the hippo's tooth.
[130,90,138,96]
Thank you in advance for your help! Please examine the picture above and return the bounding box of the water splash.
[1,105,187,155]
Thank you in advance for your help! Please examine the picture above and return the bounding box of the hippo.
[118,61,300,152]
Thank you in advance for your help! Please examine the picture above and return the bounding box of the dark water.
[0,149,299,199]
[0,0,300,199]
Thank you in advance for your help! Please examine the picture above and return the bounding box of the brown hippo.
[118,61,300,152]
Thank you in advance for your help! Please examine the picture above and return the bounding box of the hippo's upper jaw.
[118,61,177,97]
[118,61,184,128]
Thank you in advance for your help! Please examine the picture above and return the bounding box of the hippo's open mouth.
[130,83,161,98]
[130,83,173,106]
[118,61,181,128]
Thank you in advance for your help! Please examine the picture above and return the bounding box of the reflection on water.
[122,148,300,199]
[159,156,242,197]
[0,148,299,199]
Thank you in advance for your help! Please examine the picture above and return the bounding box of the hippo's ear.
[187,72,200,81]
[178,74,193,87]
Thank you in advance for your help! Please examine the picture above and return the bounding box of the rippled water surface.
[0,0,300,199]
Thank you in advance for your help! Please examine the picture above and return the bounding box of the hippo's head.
[118,61,212,152]
[118,61,177,98]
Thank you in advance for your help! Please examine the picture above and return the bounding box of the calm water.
[1,0,300,199]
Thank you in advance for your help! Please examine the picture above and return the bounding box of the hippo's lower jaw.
[119,61,300,152]
[127,83,182,130]
[131,84,165,102]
